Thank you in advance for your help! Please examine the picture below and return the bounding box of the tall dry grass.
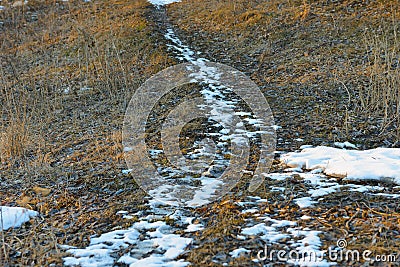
[360,19,400,138]
[1,0,175,265]
[0,0,173,166]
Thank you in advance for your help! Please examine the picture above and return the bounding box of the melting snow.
[64,0,400,264]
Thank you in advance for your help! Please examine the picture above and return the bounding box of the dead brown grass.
[360,19,400,137]
[168,0,400,148]
[1,0,174,165]
[1,0,175,265]
[164,0,400,265]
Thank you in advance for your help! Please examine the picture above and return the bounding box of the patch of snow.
[372,193,400,198]
[300,215,312,220]
[64,216,193,267]
[295,197,316,208]
[230,248,250,258]
[241,223,291,243]
[281,146,400,184]
[242,208,259,214]
[334,141,357,149]
[236,235,246,240]
[121,169,132,174]
[184,217,204,232]
[116,210,128,215]
[268,218,297,228]
[271,186,285,192]
[0,206,38,230]
[349,185,384,193]
[287,228,335,266]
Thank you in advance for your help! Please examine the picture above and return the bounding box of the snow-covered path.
[62,1,400,266]
[63,2,276,265]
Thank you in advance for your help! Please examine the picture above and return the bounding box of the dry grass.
[1,0,175,265]
[165,0,400,265]
[1,0,400,265]
[168,0,400,147]
[360,19,400,138]
[0,0,174,165]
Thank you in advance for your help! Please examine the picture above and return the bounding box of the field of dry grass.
[168,0,400,149]
[1,0,400,266]
[1,0,174,265]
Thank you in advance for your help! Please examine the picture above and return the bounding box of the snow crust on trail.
[0,206,38,230]
[64,200,202,267]
[281,145,400,184]
[238,197,335,267]
[146,25,274,206]
[266,171,393,209]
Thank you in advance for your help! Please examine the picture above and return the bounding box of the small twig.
[336,79,352,106]
[345,209,360,229]
[315,217,332,228]
[362,202,400,217]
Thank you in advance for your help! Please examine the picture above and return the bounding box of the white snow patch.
[64,219,192,267]
[229,248,250,258]
[0,206,38,230]
[121,169,132,174]
[242,208,259,214]
[349,185,384,193]
[372,192,400,198]
[300,215,312,220]
[148,0,180,5]
[281,146,400,184]
[184,217,204,232]
[334,141,357,149]
[241,223,290,243]
[287,228,335,266]
[295,197,317,208]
